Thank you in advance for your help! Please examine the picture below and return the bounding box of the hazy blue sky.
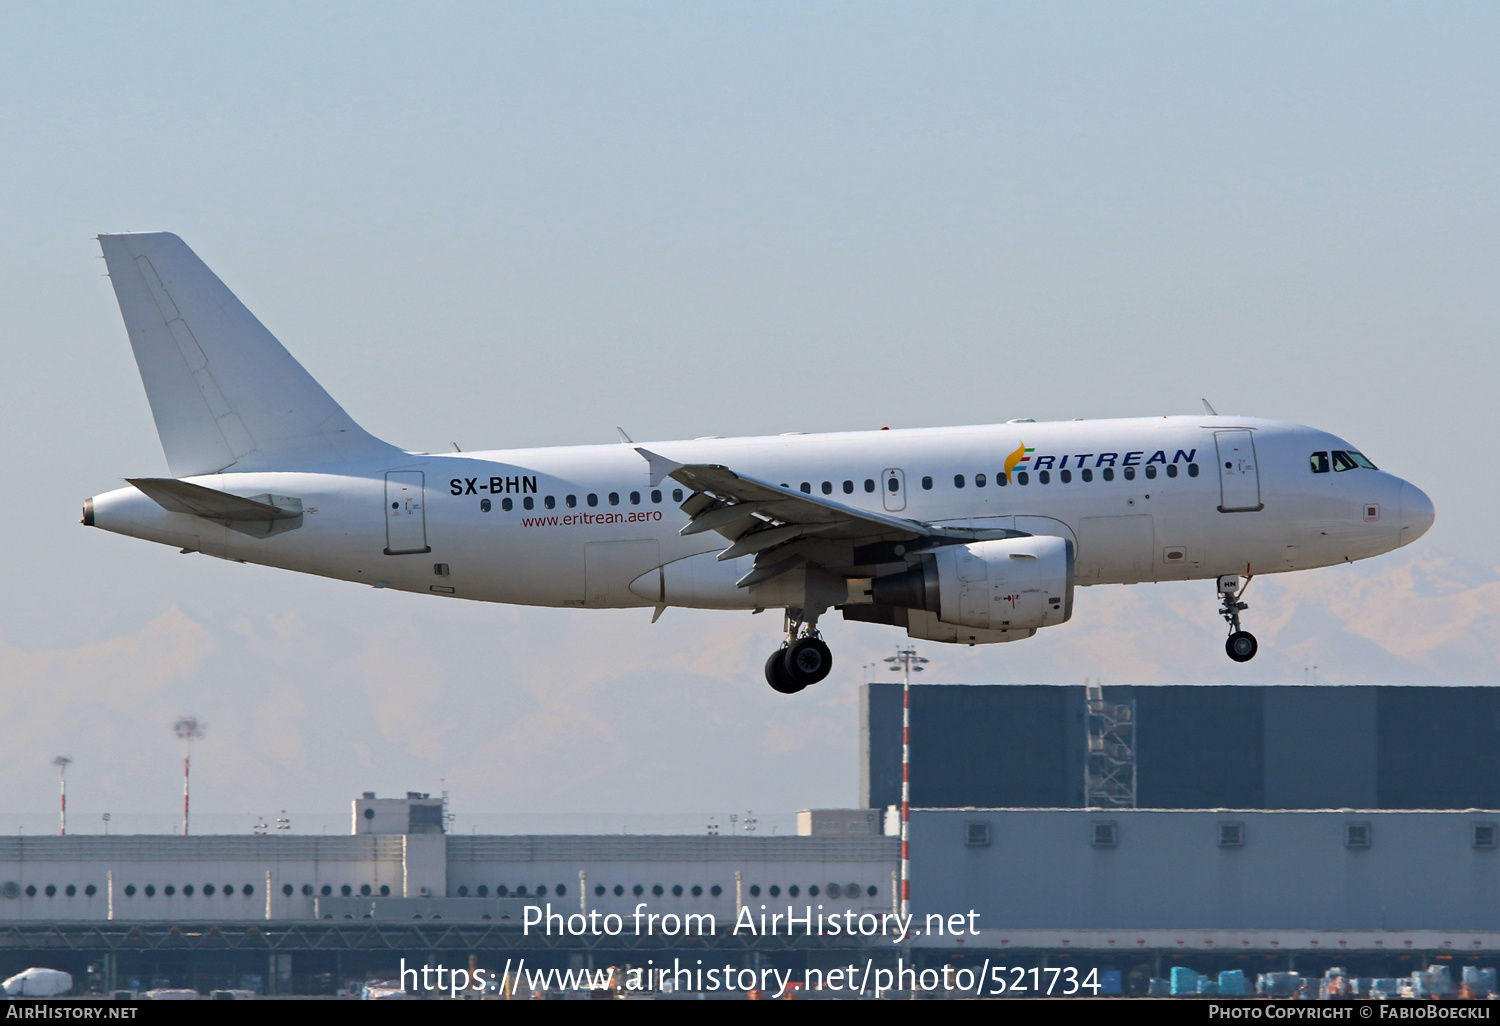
[1,4,1496,831]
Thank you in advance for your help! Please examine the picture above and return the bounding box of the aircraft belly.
[1296,520,1400,567]
[630,550,804,610]
[438,526,584,605]
[584,539,659,607]
[1074,515,1152,583]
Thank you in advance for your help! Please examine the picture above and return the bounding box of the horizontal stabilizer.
[128,478,302,521]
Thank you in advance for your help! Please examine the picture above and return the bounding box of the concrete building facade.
[864,684,1500,811]
[910,808,1500,934]
[0,832,898,924]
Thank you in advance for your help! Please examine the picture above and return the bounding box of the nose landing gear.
[1218,574,1258,662]
[765,608,833,694]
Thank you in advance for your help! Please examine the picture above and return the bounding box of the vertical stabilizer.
[98,232,400,476]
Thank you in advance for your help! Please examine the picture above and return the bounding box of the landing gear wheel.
[1216,575,1258,663]
[1226,631,1258,663]
[765,648,806,694]
[783,636,833,688]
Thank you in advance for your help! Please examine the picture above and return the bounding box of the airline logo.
[998,444,1200,480]
[1003,443,1033,481]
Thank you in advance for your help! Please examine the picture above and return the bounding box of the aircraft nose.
[1399,481,1435,545]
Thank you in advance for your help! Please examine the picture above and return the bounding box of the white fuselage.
[89,415,1433,617]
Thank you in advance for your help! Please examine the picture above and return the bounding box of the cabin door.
[384,471,430,554]
[1214,431,1263,513]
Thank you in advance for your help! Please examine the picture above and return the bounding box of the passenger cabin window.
[544,495,556,508]
[954,475,965,488]
[1016,472,1028,485]
[673,488,684,502]
[501,498,513,511]
[800,482,811,494]
[587,494,598,507]
[975,473,986,487]
[1081,469,1093,482]
[1038,471,1051,484]
[1144,465,1157,479]
[651,489,661,503]
[1166,465,1178,478]
[865,479,876,493]
[1123,467,1136,481]
[843,480,854,494]
[566,494,577,507]
[921,476,933,490]
[821,481,832,495]
[1060,469,1072,483]
[523,496,534,510]
[630,491,641,505]
[608,492,620,506]
[1102,468,1114,482]
[1310,451,1330,474]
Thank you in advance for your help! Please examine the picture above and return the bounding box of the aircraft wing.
[638,449,1020,588]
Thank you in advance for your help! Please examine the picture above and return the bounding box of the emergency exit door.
[882,469,906,512]
[384,471,431,554]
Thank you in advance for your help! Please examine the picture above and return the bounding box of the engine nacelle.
[872,535,1074,632]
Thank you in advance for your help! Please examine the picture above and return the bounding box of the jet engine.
[871,535,1074,632]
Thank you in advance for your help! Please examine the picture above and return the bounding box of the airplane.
[83,233,1435,694]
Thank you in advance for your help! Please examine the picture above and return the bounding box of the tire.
[765,649,805,694]
[1226,631,1258,663]
[783,636,833,687]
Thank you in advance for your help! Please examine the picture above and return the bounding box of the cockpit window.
[1310,452,1330,474]
[1331,450,1377,472]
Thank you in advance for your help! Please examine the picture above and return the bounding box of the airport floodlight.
[882,646,929,920]
[172,716,206,836]
[172,716,205,742]
[52,757,73,836]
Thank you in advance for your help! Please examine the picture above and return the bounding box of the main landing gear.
[765,608,833,694]
[1218,574,1258,663]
